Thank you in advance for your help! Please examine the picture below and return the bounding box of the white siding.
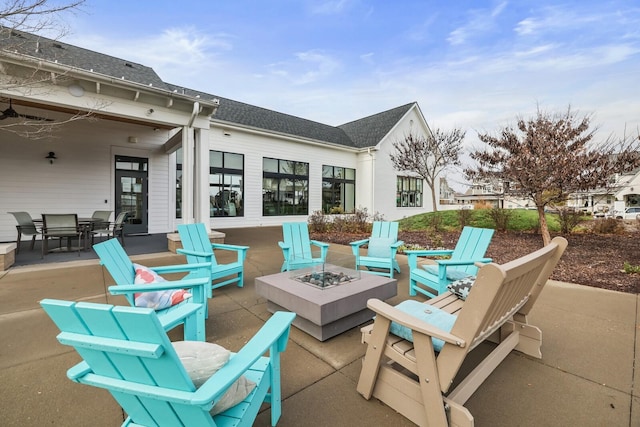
[373,106,436,221]
[0,119,174,241]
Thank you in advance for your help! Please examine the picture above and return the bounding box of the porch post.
[181,126,195,224]
[194,128,210,225]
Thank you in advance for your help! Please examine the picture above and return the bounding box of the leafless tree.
[1,0,91,139]
[466,105,640,245]
[390,128,465,212]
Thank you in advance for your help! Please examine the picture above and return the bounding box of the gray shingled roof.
[0,28,168,89]
[339,103,415,148]
[2,27,417,149]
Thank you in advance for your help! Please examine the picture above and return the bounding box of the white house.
[0,28,435,243]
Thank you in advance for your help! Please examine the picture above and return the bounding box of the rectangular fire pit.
[256,264,397,341]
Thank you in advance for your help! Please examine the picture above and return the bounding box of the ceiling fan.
[0,99,54,121]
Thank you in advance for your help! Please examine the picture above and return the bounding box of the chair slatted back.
[41,299,214,426]
[282,222,313,260]
[436,237,566,390]
[450,226,495,276]
[177,223,219,265]
[42,213,79,236]
[371,221,399,240]
[93,239,136,306]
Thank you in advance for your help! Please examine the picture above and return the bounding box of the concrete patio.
[1,226,638,426]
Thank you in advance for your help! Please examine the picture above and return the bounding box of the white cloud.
[447,1,508,45]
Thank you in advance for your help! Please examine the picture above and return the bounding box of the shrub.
[591,218,620,234]
[456,209,473,229]
[488,207,512,232]
[308,210,328,233]
[556,207,583,234]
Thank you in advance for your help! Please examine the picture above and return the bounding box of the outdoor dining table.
[34,216,101,252]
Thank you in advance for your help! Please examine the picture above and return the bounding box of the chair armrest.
[278,242,289,250]
[211,243,249,252]
[211,243,249,263]
[350,239,369,248]
[192,311,296,405]
[177,248,213,259]
[108,277,210,295]
[404,249,454,257]
[390,240,404,249]
[150,262,212,275]
[435,258,492,267]
[367,299,465,347]
[310,240,329,249]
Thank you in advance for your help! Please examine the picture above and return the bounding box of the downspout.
[368,147,375,212]
[188,101,200,127]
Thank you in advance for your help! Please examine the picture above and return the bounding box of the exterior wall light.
[45,152,57,164]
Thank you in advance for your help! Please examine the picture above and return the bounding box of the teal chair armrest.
[211,243,249,263]
[310,240,329,259]
[391,240,404,249]
[350,239,369,248]
[310,240,329,248]
[404,249,454,257]
[177,248,213,259]
[211,243,249,252]
[150,262,212,274]
[193,311,296,405]
[278,241,289,250]
[108,277,210,295]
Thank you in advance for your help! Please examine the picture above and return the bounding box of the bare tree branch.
[466,105,640,245]
[390,128,465,211]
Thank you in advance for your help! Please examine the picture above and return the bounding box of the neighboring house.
[459,168,640,214]
[567,167,640,215]
[0,28,435,242]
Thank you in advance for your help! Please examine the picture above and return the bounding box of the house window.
[209,151,244,217]
[175,149,244,218]
[396,176,423,207]
[263,157,309,216]
[322,165,355,213]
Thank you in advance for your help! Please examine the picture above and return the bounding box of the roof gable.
[338,103,415,148]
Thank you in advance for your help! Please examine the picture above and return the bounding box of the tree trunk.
[430,186,438,212]
[537,205,551,246]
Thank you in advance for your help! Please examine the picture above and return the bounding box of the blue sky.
[64,1,640,189]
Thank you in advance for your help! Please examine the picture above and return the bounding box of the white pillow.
[172,341,256,415]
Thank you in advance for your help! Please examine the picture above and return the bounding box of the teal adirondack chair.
[177,223,249,297]
[93,238,211,341]
[278,222,329,272]
[40,299,296,427]
[350,221,404,278]
[407,226,494,298]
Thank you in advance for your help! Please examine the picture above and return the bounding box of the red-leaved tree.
[466,106,640,245]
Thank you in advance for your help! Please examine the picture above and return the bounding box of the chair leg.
[16,231,22,254]
[30,235,36,251]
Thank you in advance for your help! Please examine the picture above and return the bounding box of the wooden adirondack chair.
[350,221,404,278]
[278,222,329,272]
[40,299,296,427]
[357,236,568,427]
[177,223,249,296]
[93,238,211,341]
[407,226,494,298]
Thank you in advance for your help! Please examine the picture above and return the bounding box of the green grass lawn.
[397,208,566,232]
